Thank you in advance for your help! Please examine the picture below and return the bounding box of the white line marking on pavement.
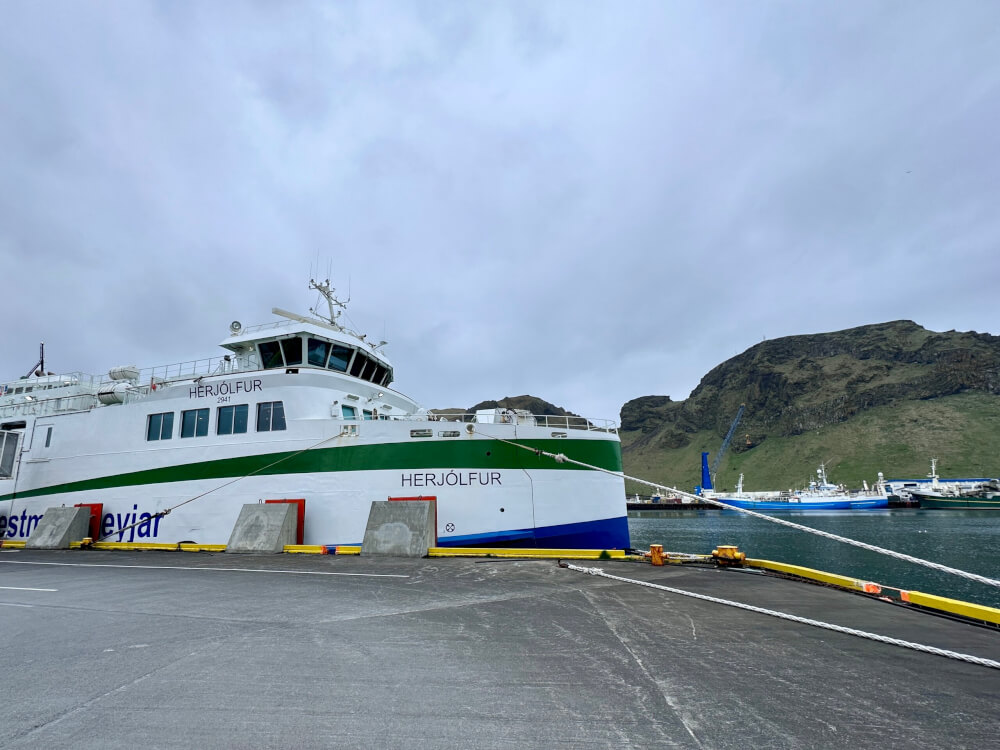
[0,560,409,578]
[0,586,58,592]
[0,602,34,608]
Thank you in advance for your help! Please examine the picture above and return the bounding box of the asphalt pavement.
[1,549,997,749]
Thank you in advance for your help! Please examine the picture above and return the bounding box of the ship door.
[0,430,21,481]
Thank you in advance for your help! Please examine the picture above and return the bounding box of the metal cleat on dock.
[712,545,747,566]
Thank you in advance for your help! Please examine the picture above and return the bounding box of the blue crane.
[700,404,745,491]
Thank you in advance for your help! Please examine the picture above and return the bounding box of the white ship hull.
[1,302,629,550]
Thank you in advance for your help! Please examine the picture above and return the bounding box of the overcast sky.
[2,1,998,421]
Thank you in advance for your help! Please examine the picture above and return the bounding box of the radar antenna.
[308,278,349,329]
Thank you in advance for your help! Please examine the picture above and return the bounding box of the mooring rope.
[564,563,1000,670]
[472,427,1000,591]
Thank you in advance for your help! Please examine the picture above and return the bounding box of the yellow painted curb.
[904,590,1000,626]
[79,542,182,551]
[178,544,227,553]
[428,547,626,560]
[0,540,26,549]
[747,558,874,591]
[748,557,1000,625]
[284,545,328,554]
[332,545,361,555]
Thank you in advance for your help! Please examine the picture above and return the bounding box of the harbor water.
[628,509,1000,609]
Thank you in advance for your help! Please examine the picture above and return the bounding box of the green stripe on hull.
[0,437,621,502]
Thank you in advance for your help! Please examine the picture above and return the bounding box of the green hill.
[620,321,1000,494]
[622,393,1000,494]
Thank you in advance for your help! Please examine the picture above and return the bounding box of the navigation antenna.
[308,278,349,329]
[26,342,45,378]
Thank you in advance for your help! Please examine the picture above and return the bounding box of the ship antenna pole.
[25,342,44,378]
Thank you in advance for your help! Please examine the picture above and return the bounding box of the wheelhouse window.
[341,405,357,420]
[259,341,284,369]
[217,404,249,435]
[180,408,210,438]
[256,401,286,432]
[146,412,174,441]
[328,344,352,372]
[350,352,370,378]
[308,338,330,367]
[280,337,303,366]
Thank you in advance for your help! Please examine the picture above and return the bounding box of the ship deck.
[1,548,997,748]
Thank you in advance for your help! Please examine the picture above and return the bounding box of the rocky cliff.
[621,321,1000,456]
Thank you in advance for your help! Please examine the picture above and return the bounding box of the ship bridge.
[220,319,393,389]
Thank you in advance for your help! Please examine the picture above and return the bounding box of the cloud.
[2,1,999,421]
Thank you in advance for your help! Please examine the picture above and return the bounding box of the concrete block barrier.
[25,506,91,549]
[225,503,297,553]
[361,500,436,557]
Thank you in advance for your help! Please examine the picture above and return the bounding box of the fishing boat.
[712,465,890,511]
[908,460,1000,509]
[884,458,994,503]
[911,489,1000,509]
[0,280,630,549]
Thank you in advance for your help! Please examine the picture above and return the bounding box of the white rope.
[565,563,1000,670]
[473,428,1000,591]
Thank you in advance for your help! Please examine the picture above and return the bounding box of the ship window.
[369,363,387,385]
[341,405,357,420]
[217,404,249,435]
[409,429,433,438]
[146,412,174,441]
[181,408,210,438]
[0,431,19,478]
[438,430,460,438]
[360,359,378,382]
[280,337,303,366]
[308,338,330,367]
[363,410,373,420]
[259,341,284,369]
[329,345,352,372]
[45,427,52,448]
[350,353,369,378]
[257,401,286,432]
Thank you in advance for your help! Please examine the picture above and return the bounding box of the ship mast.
[308,278,349,328]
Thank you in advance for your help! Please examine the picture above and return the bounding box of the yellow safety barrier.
[178,544,227,553]
[67,541,181,551]
[332,546,361,555]
[747,558,877,591]
[0,540,26,549]
[428,547,626,560]
[902,590,1000,626]
[748,557,1000,625]
[283,545,328,554]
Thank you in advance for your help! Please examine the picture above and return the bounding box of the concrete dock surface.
[1,549,997,749]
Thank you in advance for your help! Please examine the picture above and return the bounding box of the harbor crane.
[701,404,745,491]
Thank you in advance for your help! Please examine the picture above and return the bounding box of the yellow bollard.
[650,544,664,566]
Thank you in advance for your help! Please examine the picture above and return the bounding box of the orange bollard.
[650,544,664,566]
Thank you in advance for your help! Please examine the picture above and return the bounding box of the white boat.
[0,281,629,549]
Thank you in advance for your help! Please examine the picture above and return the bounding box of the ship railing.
[418,413,618,433]
[118,354,261,386]
[0,373,102,418]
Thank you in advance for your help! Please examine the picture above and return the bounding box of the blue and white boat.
[713,465,890,511]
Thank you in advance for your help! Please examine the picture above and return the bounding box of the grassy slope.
[621,393,1000,494]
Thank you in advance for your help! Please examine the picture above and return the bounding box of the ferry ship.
[0,281,629,549]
